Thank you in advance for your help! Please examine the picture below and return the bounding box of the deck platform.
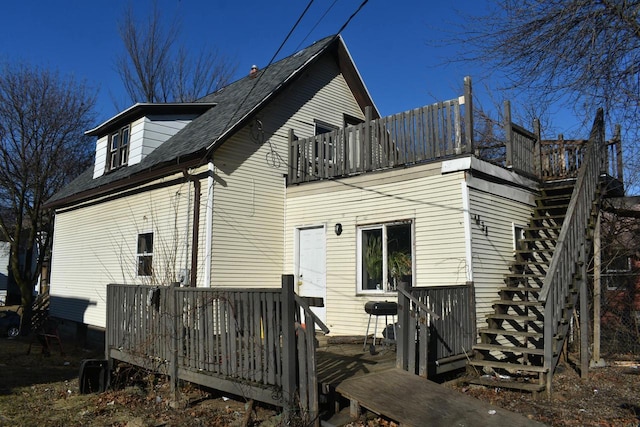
[335,368,546,427]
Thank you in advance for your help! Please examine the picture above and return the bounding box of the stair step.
[531,213,566,220]
[505,273,545,279]
[491,300,541,307]
[468,359,548,373]
[499,286,541,294]
[468,377,546,393]
[473,343,544,356]
[478,327,543,339]
[487,313,540,322]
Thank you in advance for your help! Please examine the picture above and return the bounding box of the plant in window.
[388,250,411,290]
[365,235,382,289]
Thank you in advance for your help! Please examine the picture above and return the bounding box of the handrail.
[294,294,330,333]
[396,286,440,320]
[539,108,605,391]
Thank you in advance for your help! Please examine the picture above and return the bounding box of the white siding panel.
[49,172,198,327]
[92,136,108,179]
[467,184,535,332]
[285,166,468,336]
[209,54,366,289]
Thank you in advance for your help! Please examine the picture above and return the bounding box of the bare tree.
[116,2,237,104]
[0,62,96,321]
[460,1,639,132]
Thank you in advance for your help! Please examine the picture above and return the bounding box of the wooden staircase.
[468,182,577,395]
[467,109,617,396]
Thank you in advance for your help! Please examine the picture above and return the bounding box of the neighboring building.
[0,241,9,305]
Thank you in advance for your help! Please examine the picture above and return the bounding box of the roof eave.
[86,102,217,136]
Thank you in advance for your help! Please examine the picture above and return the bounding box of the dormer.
[87,103,216,179]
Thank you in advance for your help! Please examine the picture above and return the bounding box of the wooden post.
[504,100,513,167]
[614,124,623,182]
[533,118,542,179]
[281,275,297,420]
[580,244,589,378]
[591,212,606,367]
[170,286,180,404]
[544,291,554,397]
[396,281,410,371]
[364,106,372,171]
[463,76,473,153]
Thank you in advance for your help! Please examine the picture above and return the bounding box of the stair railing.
[538,109,606,394]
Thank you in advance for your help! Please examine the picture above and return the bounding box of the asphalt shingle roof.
[47,35,340,207]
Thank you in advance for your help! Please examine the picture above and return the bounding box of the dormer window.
[108,125,130,171]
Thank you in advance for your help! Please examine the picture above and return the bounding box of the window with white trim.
[137,232,153,276]
[358,221,413,293]
[107,125,130,171]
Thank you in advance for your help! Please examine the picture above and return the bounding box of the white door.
[297,226,327,325]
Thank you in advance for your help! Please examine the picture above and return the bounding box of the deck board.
[336,368,546,427]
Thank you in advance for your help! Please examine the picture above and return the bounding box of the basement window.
[137,233,153,276]
[357,221,413,294]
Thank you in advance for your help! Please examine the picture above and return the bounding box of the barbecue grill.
[363,301,397,353]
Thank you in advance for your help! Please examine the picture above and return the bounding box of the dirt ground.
[0,334,638,426]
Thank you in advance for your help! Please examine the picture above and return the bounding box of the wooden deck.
[335,368,547,427]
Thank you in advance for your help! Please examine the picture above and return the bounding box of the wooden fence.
[395,282,476,378]
[106,275,326,426]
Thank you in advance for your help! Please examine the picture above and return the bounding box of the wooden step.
[499,286,541,294]
[487,313,540,322]
[478,327,542,339]
[491,300,542,307]
[468,376,546,393]
[473,343,544,356]
[468,359,548,373]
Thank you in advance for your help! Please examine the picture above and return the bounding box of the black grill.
[364,301,397,316]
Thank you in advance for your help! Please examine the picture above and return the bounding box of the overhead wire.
[197,0,370,181]
[201,0,316,159]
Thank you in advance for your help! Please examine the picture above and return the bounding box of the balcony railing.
[288,77,473,185]
[287,77,623,185]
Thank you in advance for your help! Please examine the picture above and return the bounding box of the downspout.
[461,175,473,283]
[204,161,214,287]
[182,169,201,287]
[190,177,201,287]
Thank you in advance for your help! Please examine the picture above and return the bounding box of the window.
[513,224,525,251]
[358,221,413,293]
[137,233,153,276]
[314,120,338,162]
[107,125,130,171]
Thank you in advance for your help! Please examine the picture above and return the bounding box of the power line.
[295,0,339,52]
[202,0,315,156]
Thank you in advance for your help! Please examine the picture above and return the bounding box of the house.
[46,34,624,395]
[46,34,377,331]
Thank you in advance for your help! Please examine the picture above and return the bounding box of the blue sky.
[2,0,599,141]
[0,1,492,122]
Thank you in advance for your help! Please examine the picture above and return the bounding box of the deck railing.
[288,77,473,184]
[539,109,606,394]
[396,282,476,378]
[106,275,325,426]
[288,77,623,185]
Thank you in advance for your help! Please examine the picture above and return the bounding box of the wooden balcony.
[286,78,624,186]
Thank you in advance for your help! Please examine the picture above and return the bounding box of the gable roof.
[46,34,378,209]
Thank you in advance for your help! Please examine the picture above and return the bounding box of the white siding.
[285,163,468,336]
[131,115,197,166]
[209,54,366,288]
[467,180,536,331]
[49,171,201,327]
[92,136,108,179]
